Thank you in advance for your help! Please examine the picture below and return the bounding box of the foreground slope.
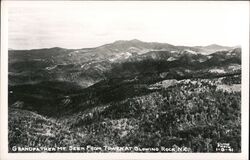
[9,75,241,152]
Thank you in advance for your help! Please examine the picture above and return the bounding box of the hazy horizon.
[7,1,248,50]
[8,38,240,51]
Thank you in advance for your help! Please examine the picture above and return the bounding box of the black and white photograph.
[0,1,249,159]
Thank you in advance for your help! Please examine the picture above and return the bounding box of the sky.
[6,1,249,50]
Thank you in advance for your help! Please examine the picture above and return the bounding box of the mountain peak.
[129,39,142,42]
[206,44,225,48]
[113,39,143,44]
[204,44,232,49]
[206,44,221,47]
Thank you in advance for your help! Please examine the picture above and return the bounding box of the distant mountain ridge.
[194,44,234,54]
[8,39,240,87]
[9,39,236,63]
[9,39,235,53]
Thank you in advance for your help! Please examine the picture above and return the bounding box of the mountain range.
[9,39,237,87]
[8,39,241,152]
